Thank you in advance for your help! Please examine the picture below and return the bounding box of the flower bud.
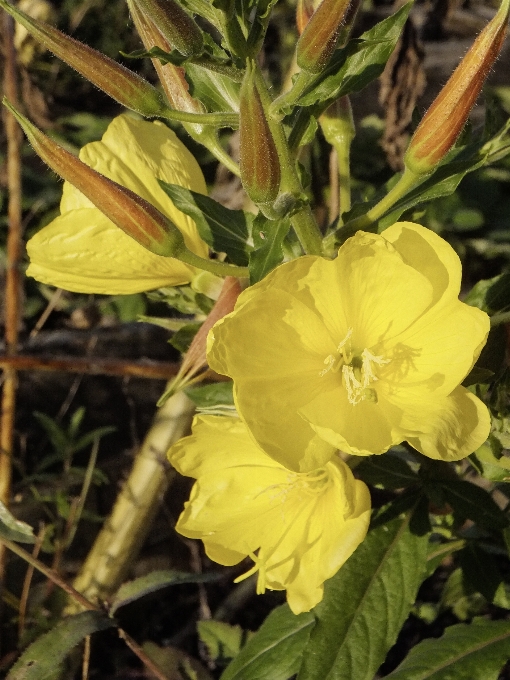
[320,96,355,148]
[130,0,203,57]
[405,0,510,175]
[4,100,186,257]
[239,63,281,205]
[296,0,316,36]
[0,0,167,117]
[128,0,204,115]
[296,0,352,73]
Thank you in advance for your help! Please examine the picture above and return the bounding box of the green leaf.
[297,4,412,107]
[169,322,202,353]
[297,514,429,680]
[436,480,509,531]
[186,61,241,112]
[0,501,35,544]
[220,605,315,680]
[249,215,291,284]
[159,182,252,266]
[110,570,222,615]
[356,451,419,490]
[458,544,504,603]
[33,412,69,456]
[384,618,510,680]
[185,382,235,408]
[7,611,114,680]
[197,620,243,663]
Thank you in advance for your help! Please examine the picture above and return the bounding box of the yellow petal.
[402,386,491,461]
[383,221,462,308]
[380,299,489,397]
[26,208,195,294]
[300,384,401,455]
[60,114,208,257]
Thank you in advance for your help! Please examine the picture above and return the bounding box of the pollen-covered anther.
[343,348,390,405]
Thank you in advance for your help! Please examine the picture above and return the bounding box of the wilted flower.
[168,415,371,614]
[208,223,491,472]
[26,115,209,294]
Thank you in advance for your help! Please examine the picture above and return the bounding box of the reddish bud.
[296,0,352,73]
[239,63,281,205]
[296,0,316,35]
[406,0,510,175]
[0,0,167,117]
[5,101,186,257]
[128,0,204,116]
[130,0,203,57]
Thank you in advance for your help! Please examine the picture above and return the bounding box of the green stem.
[179,249,249,278]
[336,138,351,221]
[291,205,324,256]
[269,70,314,120]
[162,108,238,127]
[325,167,423,249]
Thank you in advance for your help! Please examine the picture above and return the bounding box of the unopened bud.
[405,0,510,175]
[130,0,203,57]
[0,0,167,117]
[320,96,355,147]
[296,0,352,73]
[296,0,316,35]
[4,100,186,257]
[128,0,204,115]
[239,63,281,205]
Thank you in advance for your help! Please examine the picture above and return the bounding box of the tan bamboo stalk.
[69,390,195,608]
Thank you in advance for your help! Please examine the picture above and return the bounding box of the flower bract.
[26,114,208,294]
[207,223,491,472]
[168,415,371,614]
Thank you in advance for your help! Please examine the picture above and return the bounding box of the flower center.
[320,328,389,405]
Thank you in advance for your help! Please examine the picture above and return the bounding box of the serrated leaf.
[7,611,114,680]
[220,605,315,680]
[198,620,243,662]
[437,480,509,531]
[0,501,35,544]
[110,570,222,615]
[249,216,291,284]
[159,182,252,266]
[184,382,234,408]
[297,514,429,680]
[356,453,419,490]
[384,618,510,680]
[297,4,412,108]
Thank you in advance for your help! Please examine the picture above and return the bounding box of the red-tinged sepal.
[296,0,352,73]
[4,101,186,257]
[130,0,203,57]
[405,0,510,175]
[0,0,167,117]
[239,62,281,205]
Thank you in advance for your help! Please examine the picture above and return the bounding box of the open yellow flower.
[168,415,371,614]
[207,223,491,472]
[26,114,208,294]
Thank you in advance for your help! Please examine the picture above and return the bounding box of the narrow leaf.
[0,501,35,544]
[110,569,222,615]
[7,611,114,680]
[298,514,429,680]
[221,604,315,680]
[356,452,419,490]
[249,215,290,284]
[384,618,510,680]
[185,382,235,409]
[437,479,509,531]
[159,181,252,265]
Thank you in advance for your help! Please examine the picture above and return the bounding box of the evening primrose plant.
[3,0,510,677]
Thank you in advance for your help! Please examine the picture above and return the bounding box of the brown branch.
[1,10,23,581]
[0,354,180,379]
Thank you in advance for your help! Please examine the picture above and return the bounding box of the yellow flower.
[26,114,208,294]
[207,223,491,472]
[168,415,371,614]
